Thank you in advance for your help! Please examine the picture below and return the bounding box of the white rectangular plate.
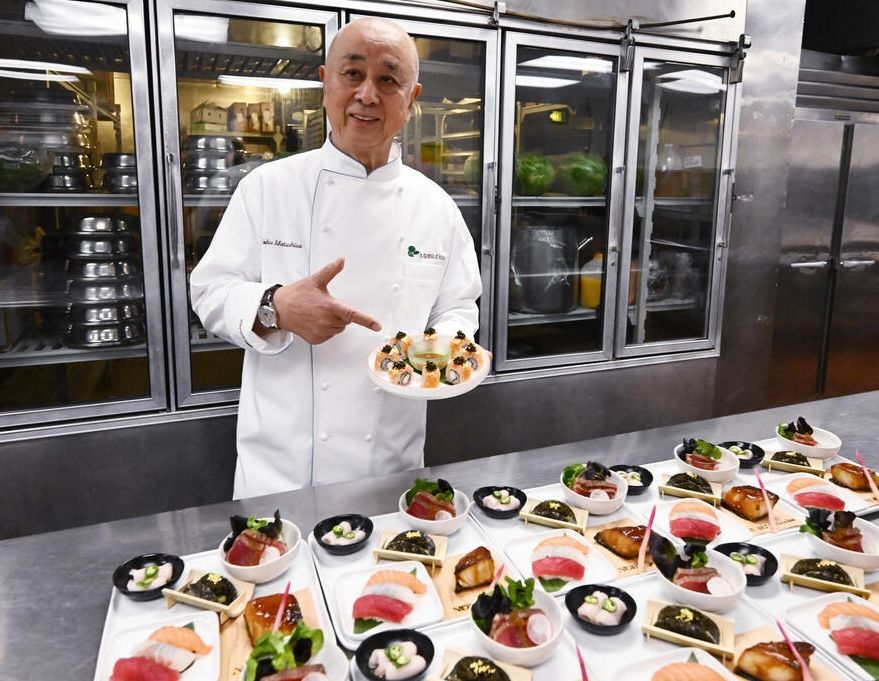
[332,560,444,648]
[504,528,617,596]
[652,497,751,546]
[764,472,870,514]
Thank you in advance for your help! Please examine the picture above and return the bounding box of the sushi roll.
[352,570,427,630]
[450,330,470,354]
[456,342,481,371]
[389,331,412,356]
[421,361,441,388]
[786,477,845,511]
[445,356,471,385]
[422,326,438,340]
[374,344,401,371]
[668,500,721,543]
[530,534,589,591]
[388,360,413,386]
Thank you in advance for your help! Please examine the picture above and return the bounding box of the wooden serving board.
[642,599,736,660]
[163,568,255,622]
[718,503,800,537]
[765,455,826,477]
[373,530,448,571]
[430,647,531,681]
[218,587,321,681]
[431,548,508,621]
[779,554,870,599]
[518,498,588,534]
[727,626,845,680]
[582,517,655,578]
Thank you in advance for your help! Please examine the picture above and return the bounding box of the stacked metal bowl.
[101,153,137,193]
[0,88,94,192]
[62,215,145,348]
[181,135,248,193]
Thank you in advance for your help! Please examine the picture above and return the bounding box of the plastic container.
[579,252,604,308]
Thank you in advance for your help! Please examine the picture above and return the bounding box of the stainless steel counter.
[2,391,878,680]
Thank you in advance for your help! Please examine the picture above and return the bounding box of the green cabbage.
[552,152,607,196]
[514,153,555,196]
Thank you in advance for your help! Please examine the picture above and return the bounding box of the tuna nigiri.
[110,657,180,681]
[531,535,588,591]
[352,569,426,630]
[818,600,879,629]
[651,662,726,681]
[830,618,879,661]
[668,500,721,543]
[352,594,413,624]
[787,478,846,511]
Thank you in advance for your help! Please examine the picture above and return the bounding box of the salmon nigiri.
[148,626,212,655]
[365,569,427,594]
[818,601,879,629]
[651,662,727,681]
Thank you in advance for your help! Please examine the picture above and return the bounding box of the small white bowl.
[219,518,302,584]
[558,469,628,515]
[804,518,879,570]
[398,488,471,536]
[657,548,746,613]
[470,588,564,668]
[774,425,842,460]
[674,444,740,483]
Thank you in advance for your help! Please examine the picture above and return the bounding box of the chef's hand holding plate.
[270,257,382,343]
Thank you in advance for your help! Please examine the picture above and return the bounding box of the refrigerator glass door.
[616,53,733,358]
[0,0,166,424]
[157,1,337,406]
[825,123,879,396]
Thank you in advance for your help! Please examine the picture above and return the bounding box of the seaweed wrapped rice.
[532,499,576,523]
[183,572,238,604]
[667,472,713,495]
[791,558,854,586]
[445,656,511,681]
[654,604,720,644]
[771,451,810,467]
[385,530,436,556]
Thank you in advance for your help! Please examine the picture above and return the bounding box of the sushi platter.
[95,543,349,681]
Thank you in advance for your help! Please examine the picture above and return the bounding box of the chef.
[190,17,482,499]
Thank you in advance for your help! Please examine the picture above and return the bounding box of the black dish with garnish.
[718,441,765,469]
[608,465,653,496]
[473,485,527,519]
[312,513,373,556]
[112,552,184,602]
[355,628,434,681]
[564,583,637,635]
[714,542,778,586]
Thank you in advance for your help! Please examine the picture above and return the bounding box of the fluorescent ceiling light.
[657,69,724,94]
[0,69,79,82]
[174,15,229,43]
[25,0,126,36]
[516,75,578,89]
[0,59,90,75]
[657,69,722,85]
[217,75,323,90]
[519,55,613,74]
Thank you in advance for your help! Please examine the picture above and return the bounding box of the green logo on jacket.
[407,245,420,257]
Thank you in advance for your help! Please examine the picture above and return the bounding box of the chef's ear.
[406,82,422,118]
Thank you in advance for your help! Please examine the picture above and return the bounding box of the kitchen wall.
[0,0,808,539]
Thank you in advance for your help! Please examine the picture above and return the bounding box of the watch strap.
[260,284,282,307]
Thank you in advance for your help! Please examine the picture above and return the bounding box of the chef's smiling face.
[320,19,422,173]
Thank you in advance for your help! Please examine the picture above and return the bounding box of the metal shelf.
[183,194,232,208]
[512,196,607,208]
[0,193,139,207]
[0,334,146,368]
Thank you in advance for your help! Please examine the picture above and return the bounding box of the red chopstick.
[776,618,815,681]
[754,466,778,534]
[855,451,879,503]
[638,504,656,572]
[575,641,589,681]
[272,581,292,633]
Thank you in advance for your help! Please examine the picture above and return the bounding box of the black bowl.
[608,465,654,496]
[473,485,527,519]
[713,542,778,586]
[355,628,434,681]
[312,514,373,556]
[112,552,184,601]
[564,584,637,635]
[719,441,765,470]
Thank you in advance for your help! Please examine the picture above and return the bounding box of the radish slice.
[706,576,733,596]
[526,613,553,645]
[434,510,453,521]
[589,490,610,500]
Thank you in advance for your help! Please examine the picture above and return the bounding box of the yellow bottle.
[579,252,604,309]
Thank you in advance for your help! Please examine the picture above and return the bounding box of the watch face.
[257,305,277,328]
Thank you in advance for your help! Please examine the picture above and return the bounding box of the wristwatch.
[256,284,283,330]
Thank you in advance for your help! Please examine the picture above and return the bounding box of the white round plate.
[366,344,490,400]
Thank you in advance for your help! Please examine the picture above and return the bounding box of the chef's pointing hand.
[267,257,382,344]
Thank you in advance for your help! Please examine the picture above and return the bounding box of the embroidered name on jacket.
[407,244,446,261]
[262,239,303,249]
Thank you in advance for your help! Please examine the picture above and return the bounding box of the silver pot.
[182,135,243,152]
[66,234,136,257]
[102,171,137,193]
[53,152,91,170]
[66,258,139,279]
[68,216,116,234]
[67,277,144,303]
[184,171,235,193]
[66,320,144,347]
[182,154,240,171]
[509,225,578,314]
[68,301,144,325]
[101,152,136,168]
[42,171,91,192]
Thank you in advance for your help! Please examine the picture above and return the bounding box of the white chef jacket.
[190,137,482,499]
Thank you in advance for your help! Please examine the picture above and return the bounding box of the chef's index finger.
[331,300,382,332]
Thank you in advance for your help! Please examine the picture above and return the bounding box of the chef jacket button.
[365,434,373,442]
[320,225,329,233]
[391,283,400,293]
[320,382,330,391]
[319,432,328,441]
[373,386,381,393]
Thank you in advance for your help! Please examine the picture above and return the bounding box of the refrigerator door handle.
[839,259,876,269]
[790,259,830,269]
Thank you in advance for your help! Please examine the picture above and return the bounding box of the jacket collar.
[321,134,402,181]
